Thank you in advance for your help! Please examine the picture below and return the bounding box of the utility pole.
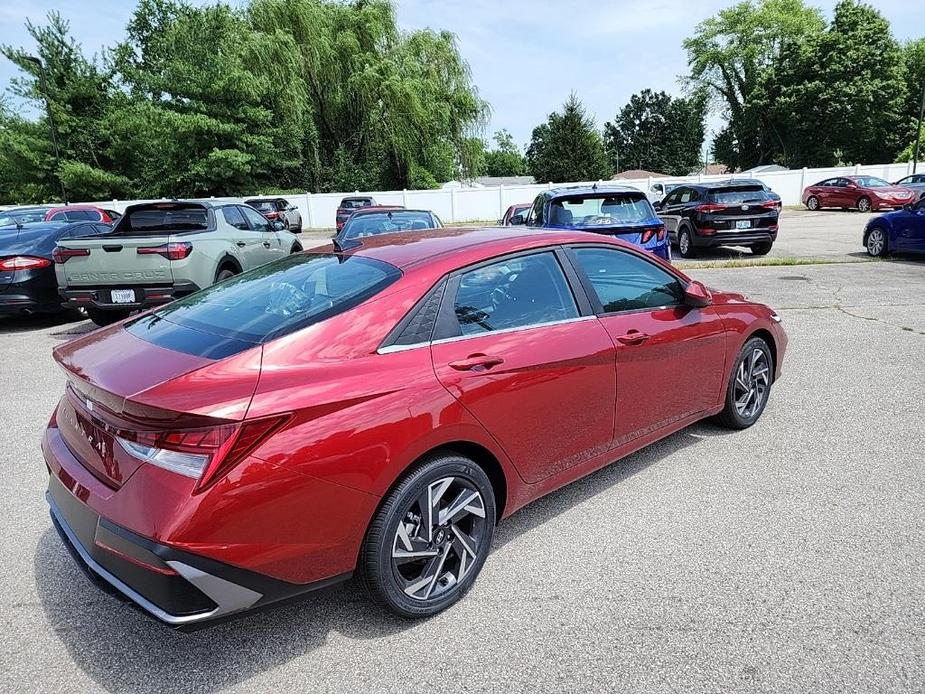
[914,79,925,174]
[24,55,67,203]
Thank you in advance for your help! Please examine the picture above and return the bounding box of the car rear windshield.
[342,211,434,239]
[340,198,373,210]
[549,193,654,227]
[116,203,210,233]
[709,186,768,204]
[127,253,401,355]
[246,200,274,212]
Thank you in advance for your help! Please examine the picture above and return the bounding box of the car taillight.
[52,247,90,264]
[137,241,193,261]
[115,415,290,491]
[640,225,666,244]
[265,211,279,220]
[0,255,52,271]
[695,203,727,214]
[761,200,781,209]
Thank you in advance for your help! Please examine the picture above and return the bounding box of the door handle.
[236,241,247,247]
[615,331,650,345]
[448,354,505,371]
[263,241,271,248]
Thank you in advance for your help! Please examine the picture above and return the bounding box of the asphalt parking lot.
[1,252,923,692]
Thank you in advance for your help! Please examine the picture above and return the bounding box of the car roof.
[345,206,407,217]
[547,185,643,198]
[321,226,643,272]
[44,204,104,213]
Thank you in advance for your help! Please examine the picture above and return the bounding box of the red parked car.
[498,203,531,226]
[802,176,915,212]
[44,205,116,223]
[43,227,787,625]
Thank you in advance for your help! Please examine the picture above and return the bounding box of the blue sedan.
[863,198,925,257]
[515,185,671,260]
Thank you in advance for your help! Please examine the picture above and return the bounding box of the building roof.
[611,169,669,180]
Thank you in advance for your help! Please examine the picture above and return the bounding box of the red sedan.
[43,227,787,625]
[44,205,116,223]
[802,175,915,212]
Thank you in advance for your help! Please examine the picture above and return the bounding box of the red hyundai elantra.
[43,227,787,625]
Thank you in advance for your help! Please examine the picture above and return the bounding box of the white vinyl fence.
[40,161,925,230]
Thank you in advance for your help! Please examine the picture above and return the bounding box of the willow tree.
[247,0,487,190]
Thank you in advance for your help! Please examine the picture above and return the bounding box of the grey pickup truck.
[55,200,302,325]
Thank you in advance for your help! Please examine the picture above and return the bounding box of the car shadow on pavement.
[0,311,85,334]
[34,419,734,693]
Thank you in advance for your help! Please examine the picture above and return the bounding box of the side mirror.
[271,220,286,231]
[496,218,504,226]
[846,183,857,189]
[509,214,526,226]
[652,200,663,211]
[683,280,712,308]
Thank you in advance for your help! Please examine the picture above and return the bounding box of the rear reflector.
[115,415,291,491]
[52,247,90,264]
[0,255,52,271]
[137,242,193,261]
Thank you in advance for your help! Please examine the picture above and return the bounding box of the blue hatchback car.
[863,197,925,257]
[515,185,671,260]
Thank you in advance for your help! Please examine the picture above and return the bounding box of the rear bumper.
[60,281,200,311]
[0,272,63,315]
[691,229,777,248]
[46,471,349,628]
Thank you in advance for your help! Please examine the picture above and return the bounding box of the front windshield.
[548,194,653,227]
[854,177,890,188]
[1,209,46,225]
[341,211,435,239]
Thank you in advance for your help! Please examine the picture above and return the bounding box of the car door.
[430,249,617,484]
[894,198,925,253]
[812,179,836,207]
[240,205,286,264]
[658,187,686,239]
[566,245,727,446]
[219,205,264,269]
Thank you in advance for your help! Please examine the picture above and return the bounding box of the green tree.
[764,0,908,166]
[684,0,824,169]
[603,89,706,176]
[526,94,611,183]
[482,129,526,177]
[1,13,125,201]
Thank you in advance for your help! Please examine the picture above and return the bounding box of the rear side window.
[572,247,684,313]
[709,186,767,204]
[118,204,210,233]
[451,252,578,336]
[129,254,401,351]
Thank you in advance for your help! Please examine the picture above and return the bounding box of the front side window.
[662,188,684,207]
[452,252,578,336]
[571,247,684,313]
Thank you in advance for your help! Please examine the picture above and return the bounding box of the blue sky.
[2,0,923,151]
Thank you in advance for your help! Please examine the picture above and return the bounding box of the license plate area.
[735,220,751,230]
[110,289,136,304]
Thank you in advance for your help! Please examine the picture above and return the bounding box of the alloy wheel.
[858,197,871,212]
[867,228,885,256]
[391,476,487,601]
[679,232,690,256]
[807,196,819,211]
[733,348,770,419]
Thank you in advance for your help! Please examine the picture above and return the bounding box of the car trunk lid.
[52,321,263,488]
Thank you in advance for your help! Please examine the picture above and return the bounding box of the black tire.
[358,452,496,618]
[290,243,302,254]
[714,336,774,430]
[751,242,773,256]
[857,196,872,213]
[806,195,820,211]
[86,307,131,327]
[865,226,888,257]
[677,227,697,258]
[215,266,237,283]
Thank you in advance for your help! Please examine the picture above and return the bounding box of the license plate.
[110,289,135,304]
[736,220,751,230]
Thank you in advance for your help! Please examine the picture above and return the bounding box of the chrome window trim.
[376,315,597,354]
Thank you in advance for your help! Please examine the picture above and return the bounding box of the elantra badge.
[86,399,94,412]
